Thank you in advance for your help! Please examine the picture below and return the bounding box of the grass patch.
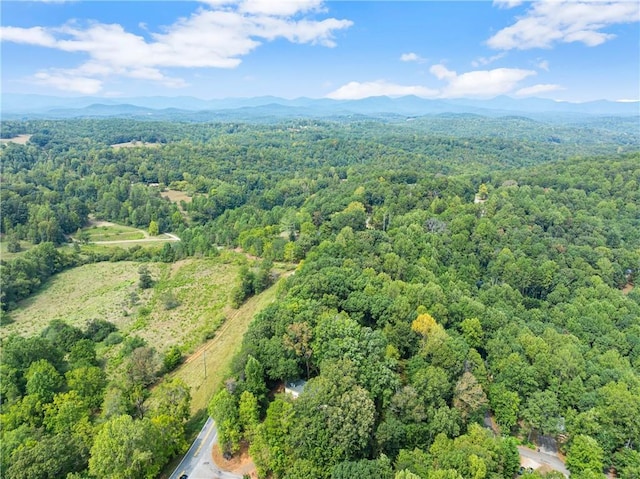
[139,259,238,352]
[161,189,193,204]
[3,252,288,417]
[0,239,36,260]
[0,134,31,145]
[80,224,146,242]
[1,262,157,339]
[1,259,241,360]
[169,274,283,414]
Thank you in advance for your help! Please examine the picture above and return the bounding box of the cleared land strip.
[172,274,286,414]
[90,233,180,245]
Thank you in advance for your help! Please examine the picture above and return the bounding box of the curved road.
[170,417,241,479]
[518,446,569,476]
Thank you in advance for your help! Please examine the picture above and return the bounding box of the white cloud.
[515,83,564,96]
[239,0,324,16]
[0,1,352,94]
[400,52,426,63]
[537,59,549,71]
[0,26,57,47]
[34,71,103,94]
[199,0,324,16]
[493,0,524,8]
[471,52,506,67]
[430,64,456,81]
[488,0,640,50]
[430,64,536,98]
[327,64,537,100]
[326,80,438,100]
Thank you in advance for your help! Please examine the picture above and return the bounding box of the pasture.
[2,259,240,355]
[79,223,146,242]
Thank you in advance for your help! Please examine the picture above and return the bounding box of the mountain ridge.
[2,93,638,121]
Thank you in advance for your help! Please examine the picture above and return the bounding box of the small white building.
[284,380,307,399]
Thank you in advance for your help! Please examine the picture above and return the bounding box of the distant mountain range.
[2,93,638,121]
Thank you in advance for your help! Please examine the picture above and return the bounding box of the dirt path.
[91,234,179,245]
[183,304,247,367]
[83,218,180,244]
[172,275,286,413]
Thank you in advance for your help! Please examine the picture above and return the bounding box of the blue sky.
[1,1,639,102]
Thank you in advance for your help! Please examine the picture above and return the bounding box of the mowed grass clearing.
[81,224,146,242]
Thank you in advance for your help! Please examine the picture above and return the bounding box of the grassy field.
[3,252,292,415]
[1,259,242,353]
[2,262,160,339]
[168,274,285,414]
[135,259,239,351]
[0,239,35,260]
[80,224,146,242]
[160,189,193,204]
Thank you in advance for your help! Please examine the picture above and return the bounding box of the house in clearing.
[285,380,307,399]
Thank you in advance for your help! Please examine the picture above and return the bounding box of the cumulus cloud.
[493,0,524,8]
[200,0,324,16]
[430,64,456,81]
[400,52,426,63]
[488,0,640,50]
[430,64,536,98]
[514,83,564,96]
[327,64,538,100]
[0,26,57,47]
[239,0,324,16]
[0,1,352,93]
[471,52,506,67]
[326,80,438,100]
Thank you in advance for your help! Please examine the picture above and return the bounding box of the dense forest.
[1,115,639,479]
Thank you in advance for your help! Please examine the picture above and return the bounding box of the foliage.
[566,435,605,476]
[1,116,639,478]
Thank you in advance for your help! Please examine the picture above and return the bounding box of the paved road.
[518,446,569,477]
[169,417,241,479]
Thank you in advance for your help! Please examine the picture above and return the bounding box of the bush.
[138,265,154,289]
[121,336,147,356]
[162,346,183,373]
[104,331,123,346]
[85,319,118,342]
[161,291,181,310]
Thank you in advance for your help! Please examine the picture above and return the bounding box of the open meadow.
[80,223,146,242]
[169,275,284,413]
[0,238,35,260]
[1,258,241,356]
